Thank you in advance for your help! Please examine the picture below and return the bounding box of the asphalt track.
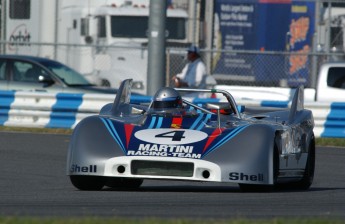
[0,131,345,219]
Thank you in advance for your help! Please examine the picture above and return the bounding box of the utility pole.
[147,0,167,95]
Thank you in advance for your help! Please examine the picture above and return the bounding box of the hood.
[99,114,249,159]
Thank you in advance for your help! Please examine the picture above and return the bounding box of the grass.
[0,126,73,135]
[0,217,344,224]
[315,137,345,147]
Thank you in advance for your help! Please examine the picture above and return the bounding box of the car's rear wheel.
[105,177,143,189]
[70,175,106,191]
[289,134,315,190]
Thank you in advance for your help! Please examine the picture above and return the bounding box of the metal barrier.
[0,90,344,138]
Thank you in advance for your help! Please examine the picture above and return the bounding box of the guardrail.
[0,90,344,138]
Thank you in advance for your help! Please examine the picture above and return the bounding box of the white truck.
[2,0,191,94]
[216,61,345,102]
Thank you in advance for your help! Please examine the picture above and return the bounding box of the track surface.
[0,132,344,219]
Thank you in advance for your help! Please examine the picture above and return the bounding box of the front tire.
[70,175,106,191]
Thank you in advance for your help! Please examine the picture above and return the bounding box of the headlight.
[280,128,301,154]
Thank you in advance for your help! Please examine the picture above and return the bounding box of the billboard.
[212,0,315,87]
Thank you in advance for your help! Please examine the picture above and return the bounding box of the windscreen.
[40,60,91,86]
[111,16,186,40]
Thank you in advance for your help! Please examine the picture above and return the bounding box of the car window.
[0,60,6,80]
[40,60,91,86]
[327,67,345,89]
[13,61,48,83]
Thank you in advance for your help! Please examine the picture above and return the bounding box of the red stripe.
[171,116,182,129]
[124,124,134,148]
[203,128,224,153]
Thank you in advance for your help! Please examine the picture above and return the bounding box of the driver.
[150,87,183,114]
[152,87,182,109]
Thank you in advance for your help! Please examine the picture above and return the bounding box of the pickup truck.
[215,61,345,102]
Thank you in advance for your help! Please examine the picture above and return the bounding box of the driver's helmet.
[151,87,182,111]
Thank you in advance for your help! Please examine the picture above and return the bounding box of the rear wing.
[108,79,133,116]
[288,85,304,124]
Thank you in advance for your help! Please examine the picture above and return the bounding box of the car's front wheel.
[70,175,106,191]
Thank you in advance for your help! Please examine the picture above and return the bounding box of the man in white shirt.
[172,45,206,88]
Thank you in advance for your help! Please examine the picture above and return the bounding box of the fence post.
[147,0,167,95]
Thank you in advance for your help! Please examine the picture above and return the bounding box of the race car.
[67,79,315,191]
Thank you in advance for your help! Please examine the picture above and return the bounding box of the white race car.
[67,79,315,191]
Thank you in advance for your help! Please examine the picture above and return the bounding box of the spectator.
[172,45,206,88]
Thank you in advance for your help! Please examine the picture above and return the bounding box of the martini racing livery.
[67,79,315,191]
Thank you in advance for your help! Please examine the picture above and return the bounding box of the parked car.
[0,55,116,94]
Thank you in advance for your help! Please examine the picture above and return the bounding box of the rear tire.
[289,134,315,190]
[70,175,106,191]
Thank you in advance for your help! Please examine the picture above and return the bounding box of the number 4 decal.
[155,131,186,141]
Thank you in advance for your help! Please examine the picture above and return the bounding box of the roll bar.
[175,88,241,119]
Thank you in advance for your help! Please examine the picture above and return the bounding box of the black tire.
[105,177,143,189]
[239,143,279,192]
[70,175,106,191]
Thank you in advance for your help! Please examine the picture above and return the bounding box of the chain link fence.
[0,41,338,88]
[1,0,345,91]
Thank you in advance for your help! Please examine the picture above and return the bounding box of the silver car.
[67,79,315,192]
[0,55,116,94]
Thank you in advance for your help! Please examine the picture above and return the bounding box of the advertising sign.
[212,0,315,86]
[287,2,315,87]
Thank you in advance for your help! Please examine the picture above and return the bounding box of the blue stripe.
[130,95,152,104]
[46,93,84,128]
[156,117,163,128]
[100,118,126,153]
[190,114,204,130]
[196,113,212,130]
[192,98,220,105]
[202,125,250,158]
[321,102,345,138]
[105,119,126,153]
[148,116,157,129]
[0,91,15,125]
[261,100,289,108]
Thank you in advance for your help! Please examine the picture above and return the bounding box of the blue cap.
[187,45,200,54]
